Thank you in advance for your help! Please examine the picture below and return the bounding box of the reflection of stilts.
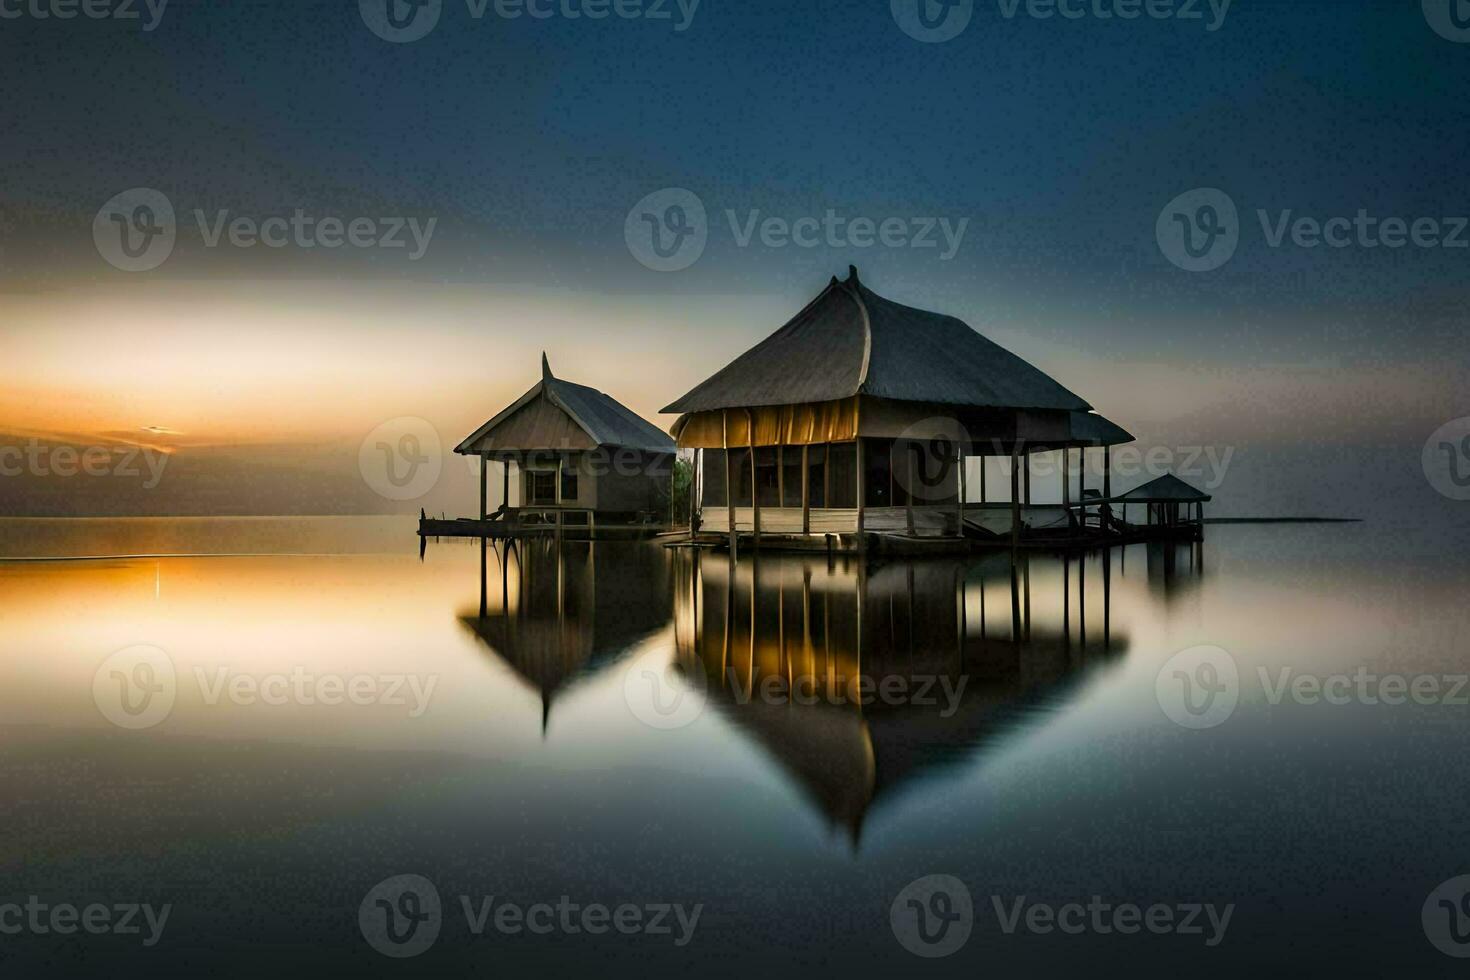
[1103,547,1112,652]
[1009,557,1022,644]
[479,537,488,618]
[1063,552,1070,651]
[1023,552,1032,642]
[1078,549,1087,650]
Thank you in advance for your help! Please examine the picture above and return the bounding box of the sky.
[2,0,1467,519]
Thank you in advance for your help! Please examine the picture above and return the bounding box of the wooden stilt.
[1009,443,1021,553]
[904,442,916,536]
[480,452,488,520]
[1062,447,1070,520]
[723,410,736,558]
[956,446,966,538]
[801,444,810,535]
[748,409,759,548]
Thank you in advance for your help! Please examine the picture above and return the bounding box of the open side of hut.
[455,354,676,527]
[662,267,1134,544]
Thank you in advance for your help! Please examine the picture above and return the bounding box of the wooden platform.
[418,515,668,541]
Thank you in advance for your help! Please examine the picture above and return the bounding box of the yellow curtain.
[674,398,860,448]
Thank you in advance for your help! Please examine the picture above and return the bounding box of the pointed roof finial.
[847,265,859,284]
[541,351,553,382]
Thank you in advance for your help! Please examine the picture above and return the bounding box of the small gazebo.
[1114,474,1211,534]
[455,354,676,529]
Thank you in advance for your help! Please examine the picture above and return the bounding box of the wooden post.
[956,446,965,538]
[856,438,866,539]
[823,443,831,510]
[801,444,810,535]
[687,449,698,533]
[1062,447,1070,518]
[502,458,510,514]
[723,410,736,557]
[480,452,488,520]
[747,409,759,547]
[1023,449,1031,506]
[979,453,987,503]
[904,442,916,535]
[777,444,785,514]
[1009,443,1021,553]
[1104,445,1112,504]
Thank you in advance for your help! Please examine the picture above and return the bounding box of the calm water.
[1,517,1468,976]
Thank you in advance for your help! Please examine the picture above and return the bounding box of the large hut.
[663,268,1133,548]
[456,354,676,529]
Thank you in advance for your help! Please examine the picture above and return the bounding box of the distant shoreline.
[1204,517,1362,524]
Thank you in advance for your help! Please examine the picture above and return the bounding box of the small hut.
[1114,474,1211,535]
[455,354,676,529]
[663,267,1133,547]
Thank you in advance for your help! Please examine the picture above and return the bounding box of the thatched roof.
[662,268,1091,415]
[1067,411,1134,447]
[1117,474,1212,502]
[456,354,675,455]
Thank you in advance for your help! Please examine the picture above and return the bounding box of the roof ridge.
[541,379,598,445]
[846,266,873,390]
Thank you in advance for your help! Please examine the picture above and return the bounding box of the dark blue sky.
[7,0,1467,336]
[3,0,1468,517]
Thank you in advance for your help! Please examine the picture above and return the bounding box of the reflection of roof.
[1116,474,1212,502]
[456,354,675,454]
[678,552,1128,845]
[459,541,673,730]
[662,268,1090,414]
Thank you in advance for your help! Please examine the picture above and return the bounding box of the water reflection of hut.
[670,550,1126,844]
[461,539,672,732]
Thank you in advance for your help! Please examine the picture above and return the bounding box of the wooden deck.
[418,507,669,540]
